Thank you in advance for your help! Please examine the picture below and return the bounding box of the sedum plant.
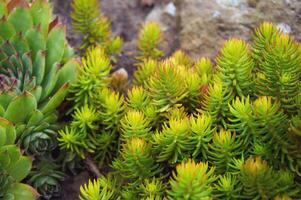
[71,0,122,53]
[137,22,164,60]
[167,159,215,200]
[60,21,301,199]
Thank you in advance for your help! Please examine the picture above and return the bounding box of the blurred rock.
[112,68,129,80]
[165,2,177,17]
[177,0,301,59]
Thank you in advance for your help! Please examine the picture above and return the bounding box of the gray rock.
[165,2,177,17]
[177,0,301,59]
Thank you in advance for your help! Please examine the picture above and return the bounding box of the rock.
[277,23,292,34]
[177,0,301,59]
[112,68,129,80]
[165,2,177,17]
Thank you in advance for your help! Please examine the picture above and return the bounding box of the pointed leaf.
[4,92,37,123]
[0,145,20,169]
[53,58,78,92]
[0,126,6,147]
[41,83,69,114]
[0,105,5,116]
[8,7,33,33]
[29,86,42,102]
[30,0,51,35]
[25,28,46,62]
[11,34,30,55]
[0,2,7,18]
[27,109,43,126]
[40,62,58,100]
[45,26,65,75]
[33,50,45,85]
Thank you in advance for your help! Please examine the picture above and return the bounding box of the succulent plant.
[79,176,119,200]
[71,0,122,53]
[28,160,65,199]
[137,22,163,60]
[167,159,215,200]
[0,118,38,199]
[0,0,78,158]
[0,0,78,198]
[64,21,301,199]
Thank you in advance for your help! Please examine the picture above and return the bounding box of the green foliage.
[28,161,65,199]
[138,178,166,200]
[0,118,38,199]
[190,113,214,159]
[168,159,215,200]
[213,173,241,199]
[239,157,281,199]
[195,58,214,86]
[147,62,187,112]
[112,138,162,183]
[120,110,151,141]
[79,177,118,200]
[253,23,301,115]
[71,0,123,52]
[63,22,301,200]
[97,88,125,131]
[137,22,163,60]
[217,39,254,97]
[0,1,78,198]
[208,129,241,174]
[58,126,87,159]
[152,117,192,164]
[203,79,232,128]
[134,59,158,86]
[69,46,111,108]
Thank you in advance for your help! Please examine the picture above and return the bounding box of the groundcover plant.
[0,0,300,200]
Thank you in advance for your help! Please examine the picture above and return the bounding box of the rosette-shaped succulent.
[28,161,65,199]
[0,118,38,199]
[0,0,78,157]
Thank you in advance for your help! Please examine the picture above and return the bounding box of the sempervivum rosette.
[0,0,78,156]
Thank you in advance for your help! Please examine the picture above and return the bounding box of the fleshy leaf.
[4,92,37,123]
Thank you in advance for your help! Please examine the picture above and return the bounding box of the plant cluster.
[0,0,78,199]
[61,12,301,199]
[0,0,301,199]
